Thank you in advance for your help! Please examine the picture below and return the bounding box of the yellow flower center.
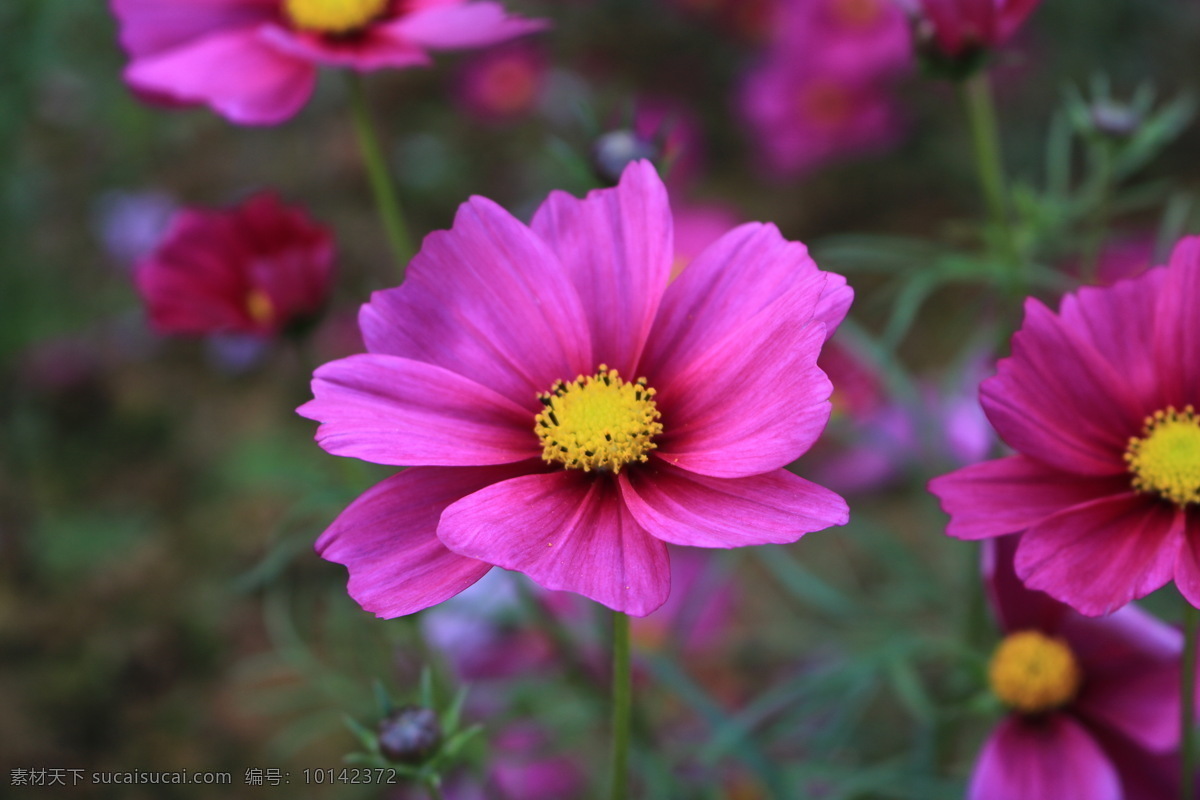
[244,288,275,326]
[284,0,389,34]
[535,366,663,474]
[988,631,1082,714]
[1125,405,1200,506]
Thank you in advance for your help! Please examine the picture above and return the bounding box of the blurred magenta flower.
[930,237,1200,616]
[454,42,546,123]
[971,535,1182,800]
[897,0,1041,62]
[299,161,851,617]
[110,0,547,125]
[136,192,334,338]
[671,204,744,278]
[738,0,910,177]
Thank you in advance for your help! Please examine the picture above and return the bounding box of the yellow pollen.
[245,288,275,326]
[1124,405,1200,506]
[284,0,389,34]
[988,631,1082,714]
[535,365,663,474]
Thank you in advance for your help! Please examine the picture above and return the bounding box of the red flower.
[900,0,1040,60]
[136,192,334,338]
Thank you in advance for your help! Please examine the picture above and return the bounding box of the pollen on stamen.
[534,365,663,474]
[1124,405,1200,506]
[284,0,390,35]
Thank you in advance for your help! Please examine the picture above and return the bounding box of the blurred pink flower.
[931,237,1200,616]
[671,203,744,279]
[136,192,334,338]
[299,161,851,617]
[780,0,912,80]
[898,0,1041,61]
[970,535,1182,800]
[110,0,547,125]
[454,42,546,123]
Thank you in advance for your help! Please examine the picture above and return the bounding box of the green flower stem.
[960,71,1020,281]
[609,610,632,800]
[426,780,446,800]
[1182,599,1198,800]
[346,72,415,277]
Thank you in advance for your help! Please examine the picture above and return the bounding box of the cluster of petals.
[970,536,1183,800]
[930,237,1200,616]
[298,161,852,617]
[110,0,547,125]
[896,0,1042,60]
[136,192,334,338]
[738,0,911,177]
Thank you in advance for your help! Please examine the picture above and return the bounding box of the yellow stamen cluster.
[1125,405,1200,506]
[284,0,389,34]
[535,366,663,474]
[244,288,275,326]
[988,631,1082,714]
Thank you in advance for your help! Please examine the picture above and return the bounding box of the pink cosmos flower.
[897,0,1041,61]
[454,42,546,124]
[970,535,1182,800]
[930,236,1200,616]
[136,192,334,338]
[110,0,547,125]
[299,161,852,617]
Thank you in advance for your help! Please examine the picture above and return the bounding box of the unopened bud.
[378,706,441,764]
[1090,101,1141,138]
[590,130,659,186]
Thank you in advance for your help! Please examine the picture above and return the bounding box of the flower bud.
[378,706,441,764]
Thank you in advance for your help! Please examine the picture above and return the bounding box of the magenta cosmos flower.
[930,237,1200,616]
[898,0,1040,61]
[136,192,334,337]
[298,161,852,616]
[971,536,1182,800]
[111,0,547,125]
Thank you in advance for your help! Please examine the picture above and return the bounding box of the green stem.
[609,611,632,800]
[1182,600,1198,800]
[426,780,446,800]
[346,72,415,277]
[960,72,1020,281]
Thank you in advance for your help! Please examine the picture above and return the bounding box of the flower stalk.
[346,72,415,276]
[609,610,632,800]
[960,71,1020,281]
[1182,599,1198,800]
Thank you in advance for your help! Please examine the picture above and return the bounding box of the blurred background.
[3,0,1200,797]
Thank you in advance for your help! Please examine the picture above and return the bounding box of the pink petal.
[316,466,533,617]
[1173,516,1200,613]
[530,160,672,378]
[390,2,549,50]
[981,298,1142,476]
[1067,604,1182,752]
[110,0,278,57]
[437,472,670,616]
[968,715,1120,800]
[1016,493,1184,616]
[641,221,848,392]
[359,196,591,409]
[930,456,1125,541]
[982,535,1069,634]
[258,23,432,71]
[1058,268,1168,413]
[1154,237,1200,406]
[619,462,847,547]
[124,28,315,125]
[653,304,830,477]
[298,354,539,466]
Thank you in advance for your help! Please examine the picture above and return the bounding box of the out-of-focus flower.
[738,0,911,177]
[969,535,1182,799]
[92,189,177,268]
[804,342,994,494]
[110,0,548,125]
[489,725,586,800]
[454,42,546,123]
[136,192,334,338]
[898,0,1041,73]
[299,161,851,617]
[671,204,744,279]
[931,236,1200,616]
